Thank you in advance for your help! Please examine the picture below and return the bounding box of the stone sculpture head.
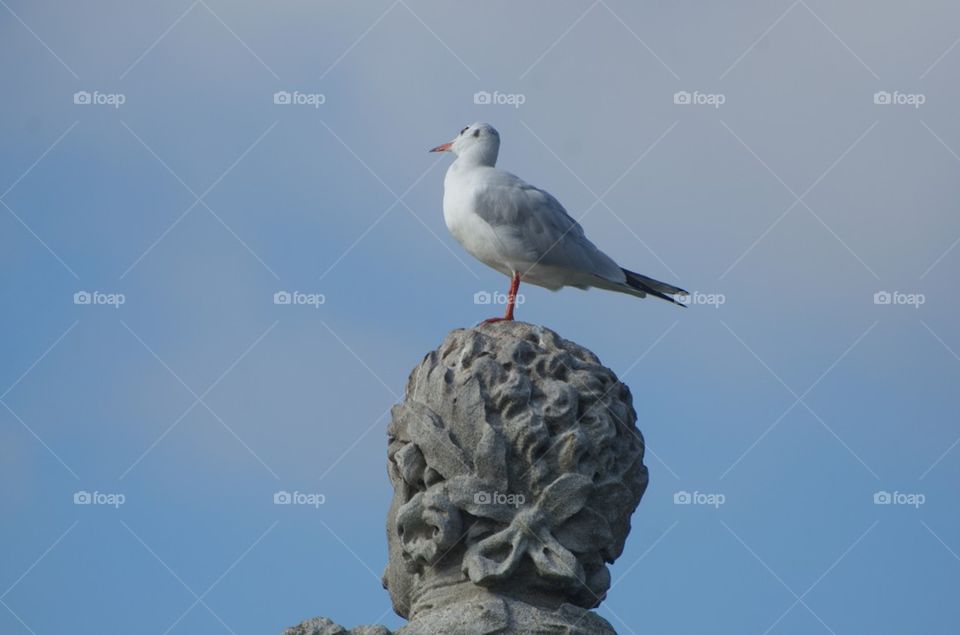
[383,322,648,623]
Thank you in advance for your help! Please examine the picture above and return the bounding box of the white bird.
[430,122,687,322]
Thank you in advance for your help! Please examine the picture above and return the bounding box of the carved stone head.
[383,322,648,624]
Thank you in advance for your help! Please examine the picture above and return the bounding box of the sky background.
[1,1,959,633]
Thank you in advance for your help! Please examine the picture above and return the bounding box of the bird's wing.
[472,171,624,282]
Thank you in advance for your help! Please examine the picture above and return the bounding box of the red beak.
[429,142,453,153]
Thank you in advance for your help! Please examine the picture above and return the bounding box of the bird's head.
[429,122,500,166]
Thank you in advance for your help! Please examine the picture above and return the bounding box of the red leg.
[482,272,521,324]
[504,272,520,320]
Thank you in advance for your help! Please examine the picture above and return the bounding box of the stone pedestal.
[285,322,648,635]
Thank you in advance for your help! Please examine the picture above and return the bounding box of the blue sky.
[1,1,958,633]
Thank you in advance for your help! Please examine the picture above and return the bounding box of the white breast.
[442,166,512,277]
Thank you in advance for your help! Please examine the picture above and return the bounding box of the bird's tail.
[621,268,688,306]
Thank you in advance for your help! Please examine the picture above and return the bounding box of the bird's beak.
[429,141,453,153]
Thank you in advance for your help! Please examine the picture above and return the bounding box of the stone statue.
[284,322,648,635]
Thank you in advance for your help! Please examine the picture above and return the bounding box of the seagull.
[430,122,687,322]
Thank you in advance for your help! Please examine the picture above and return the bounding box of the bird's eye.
[460,126,469,135]
[473,129,480,138]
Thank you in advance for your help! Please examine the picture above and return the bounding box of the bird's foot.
[480,316,513,325]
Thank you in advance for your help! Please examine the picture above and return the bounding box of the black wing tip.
[635,284,687,307]
[622,268,688,307]
[655,289,687,307]
[674,287,689,308]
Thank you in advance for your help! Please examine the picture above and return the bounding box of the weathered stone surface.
[285,322,648,634]
[282,616,391,635]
